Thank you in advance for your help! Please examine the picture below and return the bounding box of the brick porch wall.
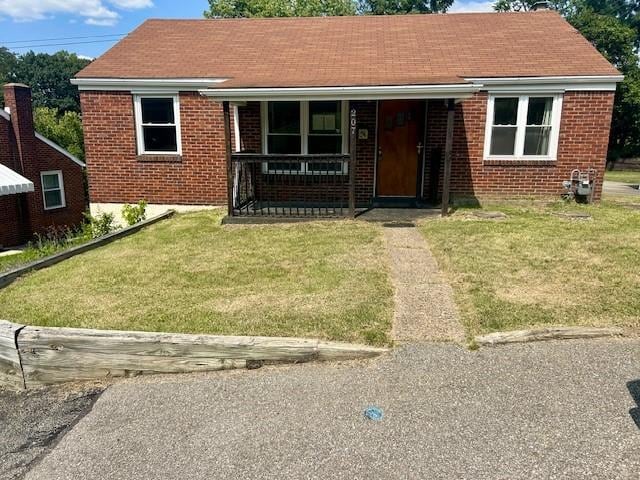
[235,100,376,207]
[424,91,615,201]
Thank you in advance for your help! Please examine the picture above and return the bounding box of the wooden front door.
[376,100,424,197]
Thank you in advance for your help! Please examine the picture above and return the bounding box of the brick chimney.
[3,83,36,175]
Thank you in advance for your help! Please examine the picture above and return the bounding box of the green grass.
[0,211,393,346]
[604,170,640,184]
[0,252,29,272]
[420,202,640,338]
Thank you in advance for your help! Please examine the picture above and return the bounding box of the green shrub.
[121,200,147,226]
[83,211,116,239]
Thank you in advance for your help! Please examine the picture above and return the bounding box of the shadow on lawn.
[627,380,640,430]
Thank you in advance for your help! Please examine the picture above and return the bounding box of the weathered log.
[16,325,388,387]
[0,320,24,389]
[475,326,624,346]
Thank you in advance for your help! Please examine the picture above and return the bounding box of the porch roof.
[0,164,34,196]
[74,12,620,91]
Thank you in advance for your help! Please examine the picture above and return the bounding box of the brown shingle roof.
[76,11,619,88]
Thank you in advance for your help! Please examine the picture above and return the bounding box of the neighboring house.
[72,8,621,219]
[0,84,86,247]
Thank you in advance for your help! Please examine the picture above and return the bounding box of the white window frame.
[41,170,66,210]
[483,93,563,161]
[260,100,349,175]
[134,94,182,155]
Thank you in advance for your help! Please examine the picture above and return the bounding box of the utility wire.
[1,33,126,45]
[5,39,124,50]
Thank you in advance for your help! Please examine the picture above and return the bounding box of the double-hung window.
[262,100,348,174]
[134,95,182,155]
[41,170,65,210]
[484,94,562,160]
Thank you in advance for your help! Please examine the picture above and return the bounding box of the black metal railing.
[229,153,352,217]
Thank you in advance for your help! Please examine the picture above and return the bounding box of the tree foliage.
[359,0,453,14]
[204,0,357,17]
[204,0,452,17]
[495,0,640,159]
[0,50,90,113]
[33,107,85,160]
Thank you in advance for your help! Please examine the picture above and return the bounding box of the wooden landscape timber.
[475,326,625,346]
[0,321,387,389]
[0,320,25,389]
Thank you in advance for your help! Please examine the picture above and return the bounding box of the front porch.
[218,96,462,220]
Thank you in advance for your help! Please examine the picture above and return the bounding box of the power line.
[5,39,124,50]
[1,33,126,45]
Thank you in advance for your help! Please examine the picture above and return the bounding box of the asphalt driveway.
[22,339,640,479]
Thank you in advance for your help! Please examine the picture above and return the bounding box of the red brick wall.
[1,84,86,247]
[424,91,615,201]
[80,91,227,205]
[80,91,614,210]
[0,195,24,247]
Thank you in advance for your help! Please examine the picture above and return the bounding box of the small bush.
[83,211,116,239]
[121,200,147,226]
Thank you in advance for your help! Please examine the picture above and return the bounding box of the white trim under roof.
[71,77,229,92]
[198,84,483,101]
[0,163,34,196]
[71,74,623,97]
[465,75,623,93]
[35,133,86,167]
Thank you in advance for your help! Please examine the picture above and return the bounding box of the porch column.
[441,99,455,217]
[349,107,357,218]
[222,101,233,217]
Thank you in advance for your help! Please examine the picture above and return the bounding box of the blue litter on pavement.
[364,406,384,421]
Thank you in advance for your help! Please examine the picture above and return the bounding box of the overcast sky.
[0,0,494,59]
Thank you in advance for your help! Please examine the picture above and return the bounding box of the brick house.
[0,84,86,247]
[72,9,620,219]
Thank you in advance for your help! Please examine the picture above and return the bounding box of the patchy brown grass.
[0,211,393,346]
[419,201,640,339]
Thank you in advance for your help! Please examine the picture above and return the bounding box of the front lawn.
[604,170,640,184]
[0,211,393,345]
[420,202,640,339]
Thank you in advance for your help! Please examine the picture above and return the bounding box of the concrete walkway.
[603,180,640,197]
[23,339,640,479]
[384,225,465,343]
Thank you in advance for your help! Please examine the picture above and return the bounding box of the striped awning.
[0,163,34,196]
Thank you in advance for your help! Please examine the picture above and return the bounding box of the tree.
[8,51,90,113]
[33,107,85,161]
[204,0,357,17]
[359,0,453,14]
[494,0,573,13]
[494,0,640,159]
[0,48,18,106]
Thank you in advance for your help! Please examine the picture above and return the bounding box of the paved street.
[23,339,640,479]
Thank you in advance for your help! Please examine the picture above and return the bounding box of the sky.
[0,0,494,59]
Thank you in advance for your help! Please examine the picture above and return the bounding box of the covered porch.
[205,84,478,219]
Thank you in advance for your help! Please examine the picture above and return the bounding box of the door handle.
[417,142,424,155]
[378,147,383,159]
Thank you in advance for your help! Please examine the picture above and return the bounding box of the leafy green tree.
[359,0,453,14]
[0,48,18,106]
[33,107,85,160]
[495,0,640,159]
[7,51,90,113]
[494,0,574,13]
[204,0,357,17]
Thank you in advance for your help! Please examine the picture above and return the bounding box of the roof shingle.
[76,11,619,88]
